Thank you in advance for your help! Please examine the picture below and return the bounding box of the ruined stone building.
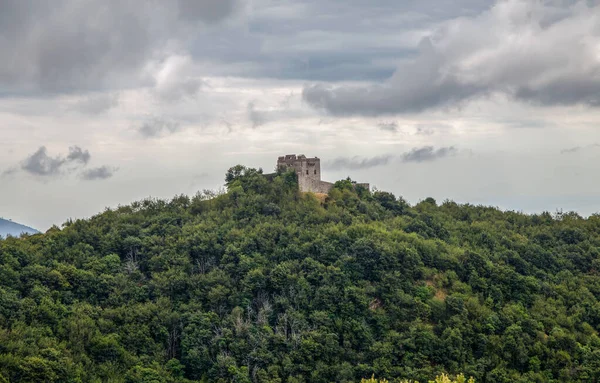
[277,154,369,193]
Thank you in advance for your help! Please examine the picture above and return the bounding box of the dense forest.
[2,165,600,382]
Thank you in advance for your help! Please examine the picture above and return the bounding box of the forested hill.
[3,166,600,383]
[0,218,39,238]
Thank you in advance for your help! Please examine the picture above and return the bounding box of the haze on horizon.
[1,0,600,231]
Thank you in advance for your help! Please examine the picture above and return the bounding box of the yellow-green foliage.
[361,376,390,383]
[361,373,475,383]
[428,374,475,383]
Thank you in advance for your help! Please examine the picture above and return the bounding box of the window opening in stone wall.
[314,169,317,175]
[306,170,308,175]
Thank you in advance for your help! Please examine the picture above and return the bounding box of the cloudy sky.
[1,0,600,230]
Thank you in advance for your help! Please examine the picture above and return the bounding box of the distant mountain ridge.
[0,218,39,238]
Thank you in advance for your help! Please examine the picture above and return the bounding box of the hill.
[0,217,39,238]
[1,166,600,382]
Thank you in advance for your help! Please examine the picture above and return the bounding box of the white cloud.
[70,93,119,114]
[152,55,205,102]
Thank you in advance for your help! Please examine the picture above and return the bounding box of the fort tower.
[277,154,369,193]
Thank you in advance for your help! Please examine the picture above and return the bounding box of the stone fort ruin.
[277,154,369,193]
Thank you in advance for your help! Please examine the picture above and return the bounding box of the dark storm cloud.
[81,166,118,181]
[328,155,393,170]
[303,38,486,116]
[0,0,241,93]
[515,78,600,107]
[21,146,90,176]
[3,0,597,117]
[0,0,493,96]
[0,0,154,92]
[302,1,600,116]
[401,146,457,163]
[138,117,182,138]
[236,0,493,81]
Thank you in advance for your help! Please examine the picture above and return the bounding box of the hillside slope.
[2,166,600,382]
[0,218,39,238]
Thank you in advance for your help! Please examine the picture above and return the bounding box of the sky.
[1,0,600,231]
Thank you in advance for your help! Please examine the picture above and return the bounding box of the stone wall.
[299,179,333,194]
